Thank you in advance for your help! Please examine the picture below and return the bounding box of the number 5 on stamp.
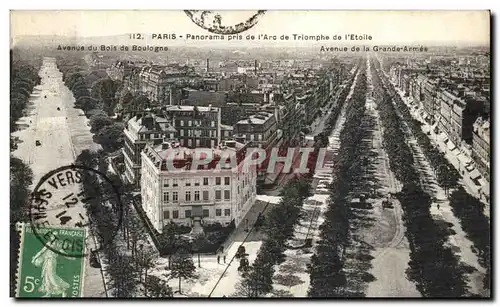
[15,223,86,298]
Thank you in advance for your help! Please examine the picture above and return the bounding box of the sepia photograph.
[9,9,491,299]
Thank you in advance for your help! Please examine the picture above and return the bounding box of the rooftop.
[165,105,219,112]
[126,113,176,138]
[143,140,249,172]
[236,111,275,125]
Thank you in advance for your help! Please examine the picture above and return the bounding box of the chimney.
[142,114,154,130]
[207,59,210,72]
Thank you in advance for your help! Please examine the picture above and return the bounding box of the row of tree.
[58,58,175,297]
[377,61,491,292]
[10,51,41,135]
[307,62,370,297]
[379,65,460,192]
[57,61,124,151]
[75,149,177,297]
[239,178,312,297]
[10,51,39,296]
[449,188,491,291]
[314,60,362,149]
[370,58,470,297]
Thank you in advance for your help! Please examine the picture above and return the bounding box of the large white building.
[140,140,257,233]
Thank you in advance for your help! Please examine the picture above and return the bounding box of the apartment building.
[107,60,137,82]
[421,78,439,124]
[122,113,177,185]
[437,89,456,137]
[233,110,280,149]
[164,105,221,148]
[136,66,184,104]
[280,93,304,142]
[472,117,490,182]
[220,124,234,141]
[140,140,256,232]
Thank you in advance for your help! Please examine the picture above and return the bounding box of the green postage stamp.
[15,223,87,298]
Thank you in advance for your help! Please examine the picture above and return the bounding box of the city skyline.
[11,10,490,47]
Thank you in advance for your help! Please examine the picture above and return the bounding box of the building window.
[194,178,200,186]
[203,209,209,218]
[211,121,215,127]
[224,190,231,200]
[224,209,231,216]
[173,192,178,202]
[215,190,222,201]
[188,120,192,127]
[203,177,209,185]
[180,129,184,137]
[163,192,169,202]
[186,180,191,186]
[216,209,222,216]
[173,210,179,219]
[185,210,191,218]
[185,191,191,202]
[194,191,200,202]
[163,211,170,219]
[203,191,209,201]
[224,177,230,185]
[163,179,169,187]
[173,179,178,187]
[216,177,221,185]
[180,120,184,126]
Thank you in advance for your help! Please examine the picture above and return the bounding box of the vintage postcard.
[10,10,491,298]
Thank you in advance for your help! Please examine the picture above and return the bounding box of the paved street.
[388,74,489,214]
[363,59,420,297]
[381,66,487,295]
[12,57,106,297]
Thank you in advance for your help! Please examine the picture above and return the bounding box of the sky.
[10,10,490,46]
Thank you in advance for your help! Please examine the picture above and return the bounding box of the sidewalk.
[270,68,359,297]
[393,87,490,214]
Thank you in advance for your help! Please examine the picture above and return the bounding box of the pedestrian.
[223,254,226,264]
[217,255,220,264]
[437,204,440,210]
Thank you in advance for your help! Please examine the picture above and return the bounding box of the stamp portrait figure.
[31,240,70,297]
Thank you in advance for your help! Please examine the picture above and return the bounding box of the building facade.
[233,110,280,149]
[122,113,177,185]
[140,141,256,232]
[437,89,456,137]
[164,105,221,148]
[421,78,439,124]
[471,117,490,182]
